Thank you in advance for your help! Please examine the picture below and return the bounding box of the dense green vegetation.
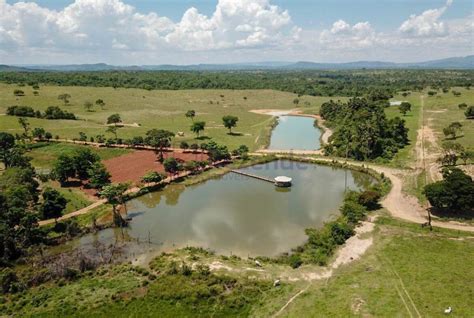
[7,105,76,120]
[1,70,472,97]
[321,97,409,160]
[424,167,474,215]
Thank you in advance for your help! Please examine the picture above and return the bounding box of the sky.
[1,0,473,65]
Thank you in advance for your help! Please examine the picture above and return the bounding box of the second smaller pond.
[268,116,321,150]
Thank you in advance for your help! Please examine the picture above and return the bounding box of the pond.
[268,116,321,150]
[63,160,374,261]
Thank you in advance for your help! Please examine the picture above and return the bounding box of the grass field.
[422,87,474,151]
[28,142,131,169]
[0,84,337,151]
[385,91,423,168]
[4,214,473,317]
[255,216,474,317]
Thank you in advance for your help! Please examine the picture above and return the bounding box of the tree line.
[1,70,472,97]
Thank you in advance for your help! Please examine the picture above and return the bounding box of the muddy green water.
[268,116,321,150]
[64,160,373,260]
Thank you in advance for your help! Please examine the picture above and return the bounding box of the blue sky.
[1,0,473,64]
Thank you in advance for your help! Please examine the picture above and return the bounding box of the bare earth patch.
[103,150,208,185]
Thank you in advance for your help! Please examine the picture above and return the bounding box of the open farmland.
[0,84,343,151]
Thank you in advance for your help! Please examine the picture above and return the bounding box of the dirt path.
[414,96,442,181]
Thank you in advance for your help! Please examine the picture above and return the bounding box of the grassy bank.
[4,212,473,317]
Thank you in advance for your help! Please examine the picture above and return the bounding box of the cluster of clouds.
[0,0,298,53]
[318,0,472,54]
[0,0,472,63]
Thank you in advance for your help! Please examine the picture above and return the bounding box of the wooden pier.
[230,170,275,184]
[230,170,292,187]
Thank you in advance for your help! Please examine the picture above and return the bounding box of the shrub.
[141,171,165,184]
[340,201,366,224]
[358,190,381,210]
[465,106,474,119]
[288,254,303,269]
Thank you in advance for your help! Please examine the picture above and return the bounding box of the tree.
[0,167,42,262]
[106,126,118,139]
[13,89,25,96]
[95,99,105,109]
[459,150,474,165]
[51,154,76,185]
[190,143,199,152]
[100,183,129,226]
[84,101,93,112]
[398,102,411,116]
[222,115,239,134]
[443,122,462,139]
[78,132,87,142]
[458,103,467,109]
[43,106,76,120]
[87,162,111,189]
[107,113,122,125]
[465,106,474,119]
[40,187,67,221]
[73,148,100,180]
[180,141,189,150]
[293,98,299,106]
[32,127,46,140]
[424,168,474,214]
[185,110,196,122]
[141,171,165,184]
[439,141,464,166]
[206,141,230,162]
[58,93,71,105]
[0,132,16,158]
[0,133,31,169]
[18,117,31,141]
[145,129,175,161]
[232,144,249,158]
[163,157,181,177]
[191,121,206,137]
[44,132,53,141]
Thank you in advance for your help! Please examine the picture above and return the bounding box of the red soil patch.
[103,150,208,185]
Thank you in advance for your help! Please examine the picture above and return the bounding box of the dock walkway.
[230,170,275,184]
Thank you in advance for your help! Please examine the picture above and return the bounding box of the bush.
[340,201,366,224]
[141,171,165,184]
[465,106,474,119]
[288,254,303,269]
[358,190,381,210]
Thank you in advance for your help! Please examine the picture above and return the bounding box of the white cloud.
[0,0,472,64]
[319,20,380,50]
[398,0,453,37]
[0,0,296,55]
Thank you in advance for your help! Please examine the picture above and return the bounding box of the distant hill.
[0,65,36,72]
[5,56,473,72]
